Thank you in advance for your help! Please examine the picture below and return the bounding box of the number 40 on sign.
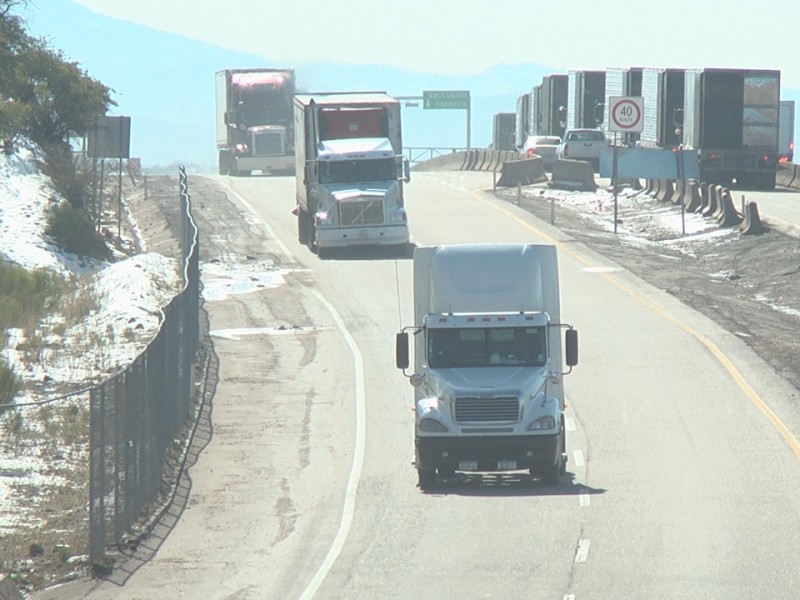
[609,96,644,133]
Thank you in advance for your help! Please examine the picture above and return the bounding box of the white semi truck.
[294,92,411,257]
[396,243,579,490]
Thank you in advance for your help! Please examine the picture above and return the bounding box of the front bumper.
[234,155,294,172]
[415,434,561,472]
[315,224,410,249]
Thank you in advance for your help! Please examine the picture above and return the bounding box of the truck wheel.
[297,207,308,244]
[218,151,231,176]
[540,464,560,486]
[418,468,436,490]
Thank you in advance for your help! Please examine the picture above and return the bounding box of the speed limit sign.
[609,96,644,133]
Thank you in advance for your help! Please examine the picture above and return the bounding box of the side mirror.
[396,332,410,370]
[403,159,411,183]
[565,328,579,367]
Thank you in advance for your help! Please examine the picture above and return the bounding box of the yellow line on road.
[478,190,800,461]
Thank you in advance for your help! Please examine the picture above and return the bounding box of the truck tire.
[297,207,308,245]
[218,150,231,176]
[417,468,436,490]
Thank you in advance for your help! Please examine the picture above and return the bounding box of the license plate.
[498,460,517,470]
[458,461,478,471]
[357,230,369,239]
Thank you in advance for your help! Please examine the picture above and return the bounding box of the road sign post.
[608,96,644,234]
[423,90,471,149]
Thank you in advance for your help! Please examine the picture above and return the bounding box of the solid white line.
[300,288,367,599]
[227,184,366,599]
[572,449,585,468]
[575,539,591,563]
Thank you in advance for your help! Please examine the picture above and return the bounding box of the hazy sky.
[70,0,800,87]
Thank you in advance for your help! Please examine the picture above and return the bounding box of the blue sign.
[599,148,699,180]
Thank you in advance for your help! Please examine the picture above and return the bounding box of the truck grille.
[338,198,385,226]
[253,131,283,156]
[454,396,520,423]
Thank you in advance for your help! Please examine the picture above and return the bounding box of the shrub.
[0,260,61,331]
[45,202,109,260]
[0,358,21,406]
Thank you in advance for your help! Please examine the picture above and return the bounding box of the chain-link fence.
[88,165,201,565]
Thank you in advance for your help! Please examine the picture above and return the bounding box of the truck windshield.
[237,87,291,125]
[427,326,547,368]
[319,158,397,184]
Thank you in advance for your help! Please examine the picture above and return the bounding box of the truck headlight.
[528,416,556,431]
[419,418,448,432]
[388,209,407,223]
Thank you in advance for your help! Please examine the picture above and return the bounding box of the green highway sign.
[423,90,470,110]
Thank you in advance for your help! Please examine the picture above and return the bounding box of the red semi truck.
[215,68,295,176]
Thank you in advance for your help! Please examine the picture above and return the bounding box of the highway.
[63,171,800,599]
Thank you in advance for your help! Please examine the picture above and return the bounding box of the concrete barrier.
[697,182,709,213]
[684,180,702,212]
[776,163,797,188]
[495,157,547,187]
[0,576,22,600]
[702,183,719,218]
[711,185,726,220]
[740,201,766,235]
[657,179,674,203]
[550,159,597,191]
[717,188,743,227]
[672,179,686,205]
[650,178,661,199]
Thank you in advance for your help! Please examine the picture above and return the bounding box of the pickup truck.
[556,128,610,171]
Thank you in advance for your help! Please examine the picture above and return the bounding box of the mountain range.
[24,2,800,173]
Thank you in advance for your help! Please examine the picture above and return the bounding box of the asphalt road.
[36,171,800,599]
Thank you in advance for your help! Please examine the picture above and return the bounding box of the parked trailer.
[536,74,568,138]
[567,70,606,130]
[681,68,780,189]
[515,92,532,149]
[492,113,516,151]
[640,68,686,149]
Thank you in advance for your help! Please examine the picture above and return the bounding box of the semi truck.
[294,92,411,257]
[567,70,606,130]
[779,99,795,163]
[215,68,295,177]
[639,67,686,149]
[680,68,781,189]
[395,243,579,490]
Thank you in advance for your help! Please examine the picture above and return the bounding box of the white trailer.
[396,243,579,490]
